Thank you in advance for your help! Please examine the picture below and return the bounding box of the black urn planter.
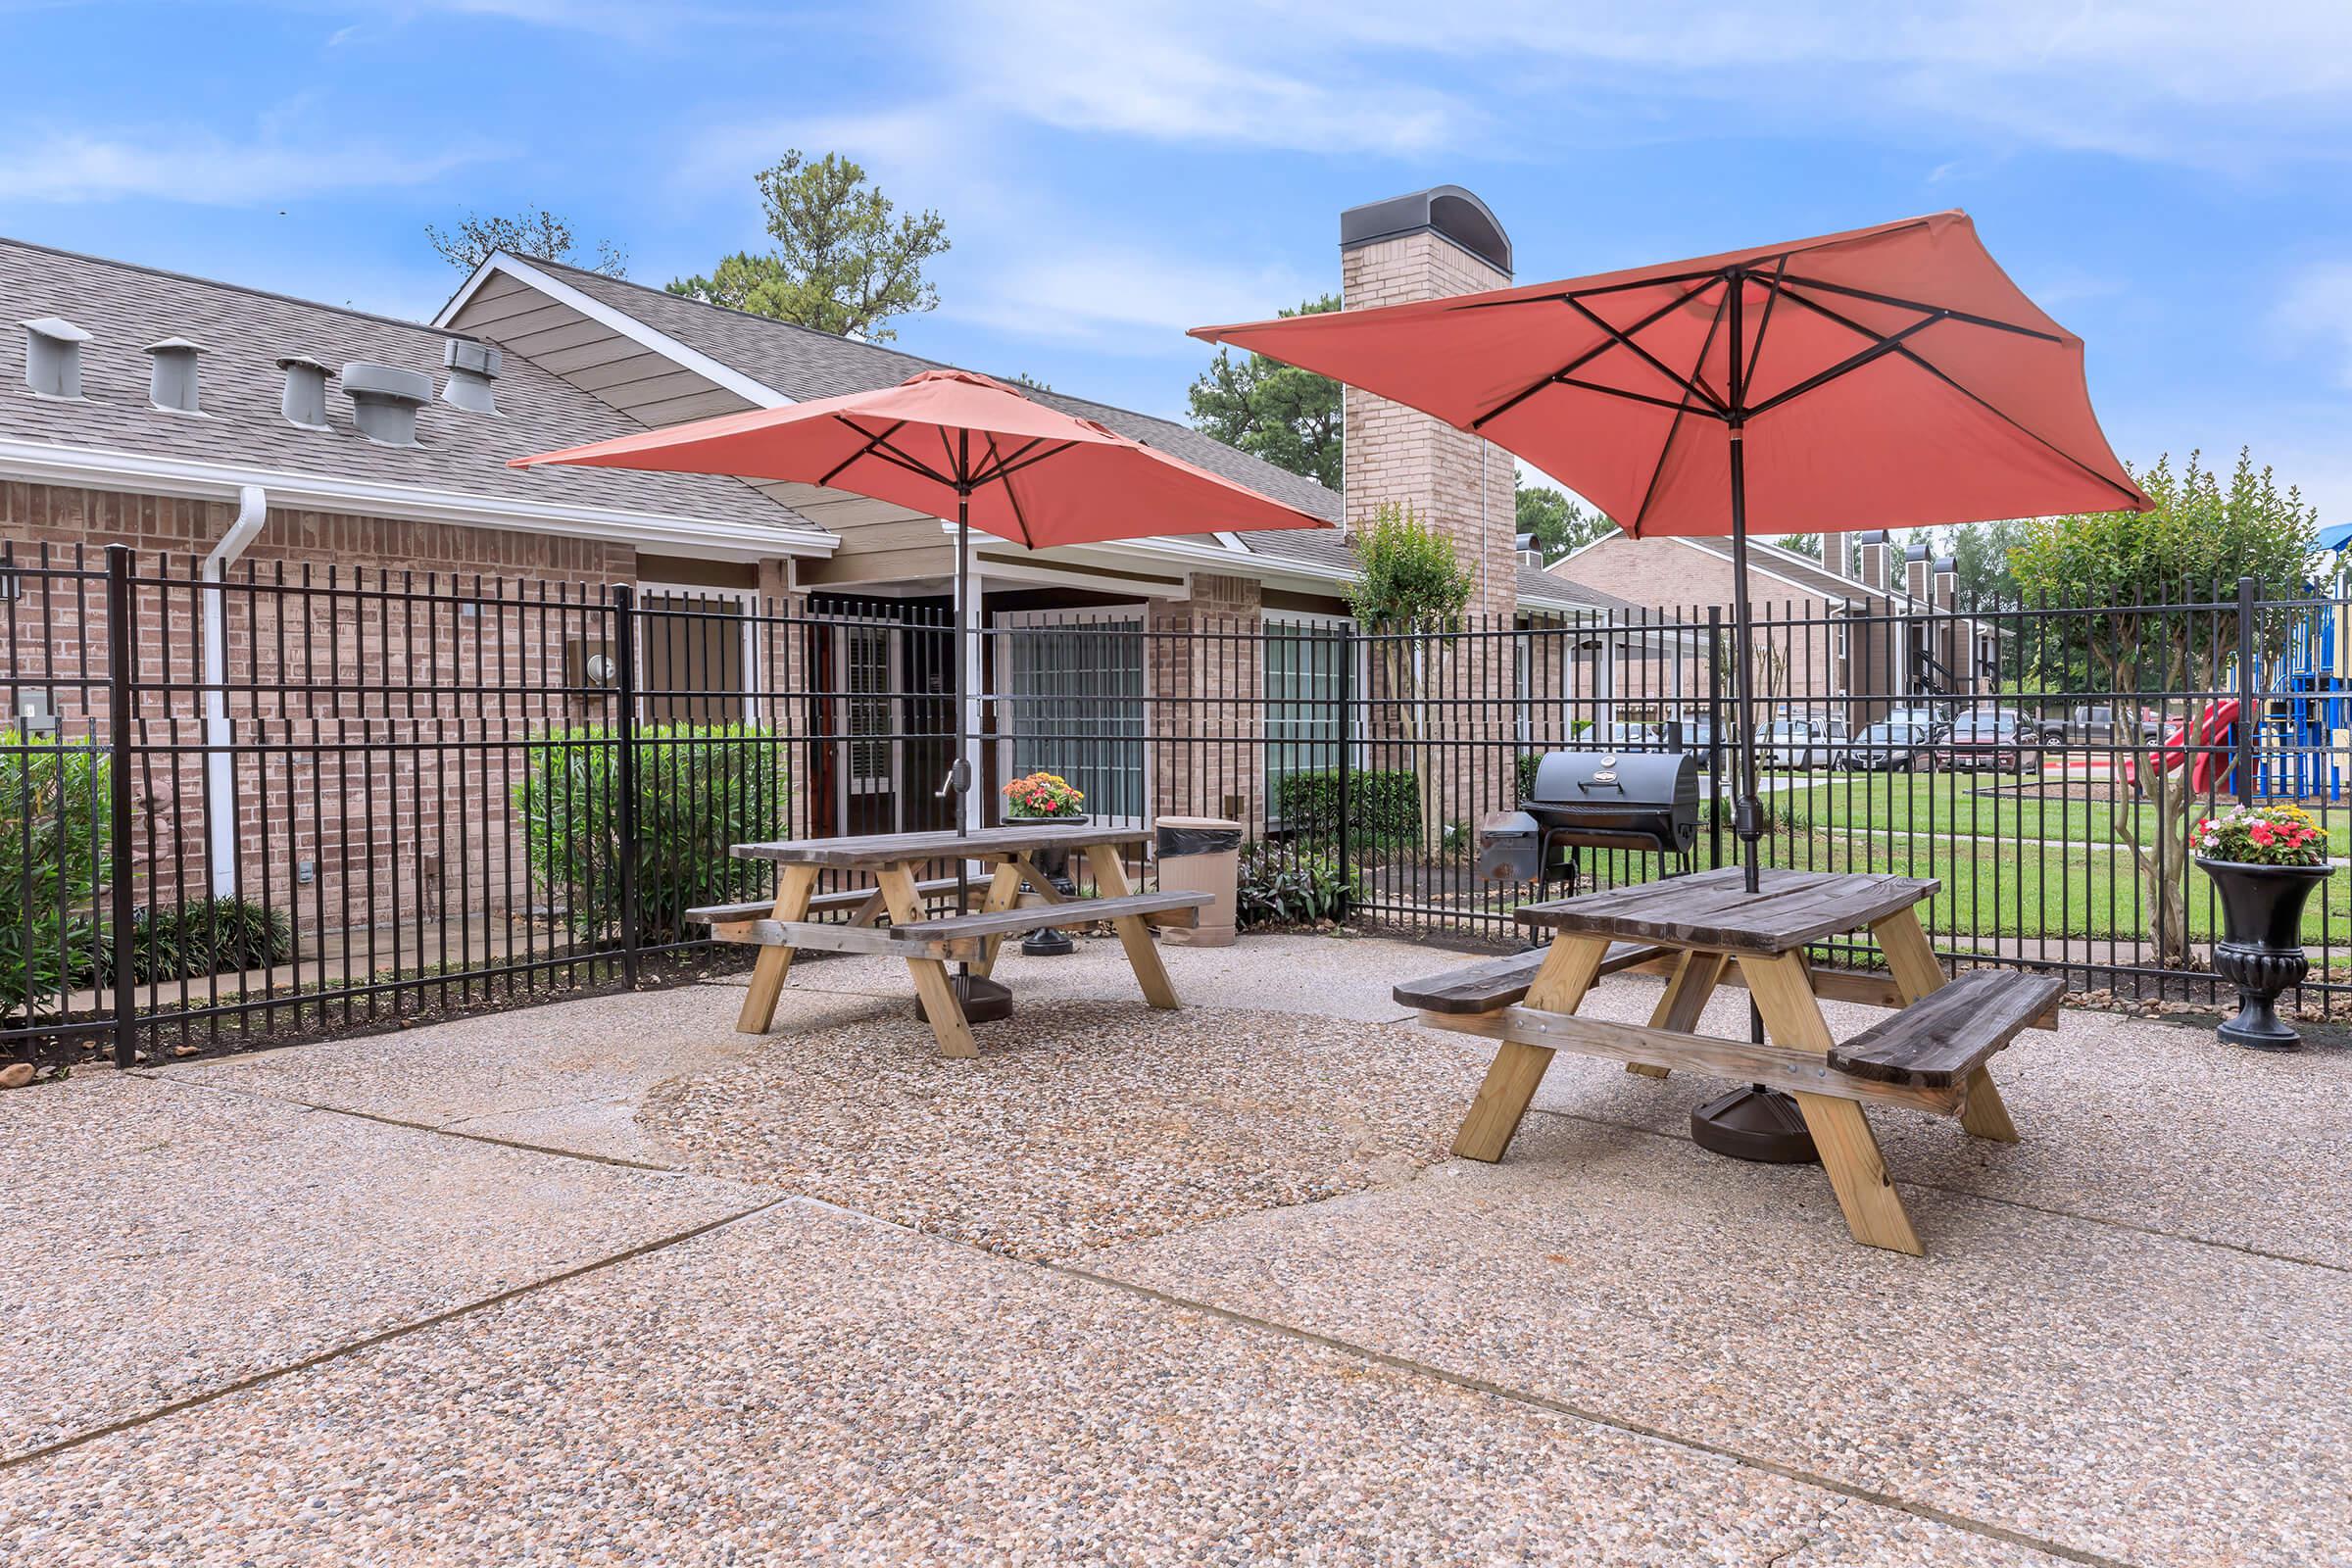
[2197,858,2331,1051]
[1015,812,1087,956]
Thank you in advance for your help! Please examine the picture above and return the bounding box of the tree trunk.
[2106,654,2200,969]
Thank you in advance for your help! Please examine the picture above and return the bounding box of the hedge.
[1271,767,1420,848]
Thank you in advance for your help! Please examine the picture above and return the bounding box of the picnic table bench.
[692,823,1203,1057]
[1396,867,2062,1255]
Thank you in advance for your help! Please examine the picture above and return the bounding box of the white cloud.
[0,124,502,205]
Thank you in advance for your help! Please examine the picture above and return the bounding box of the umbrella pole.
[1690,311,1817,1163]
[931,485,1011,1027]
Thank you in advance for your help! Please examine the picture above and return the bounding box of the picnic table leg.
[1740,951,1924,1256]
[1628,949,1725,1079]
[735,863,818,1035]
[1451,934,1611,1162]
[1874,906,2021,1142]
[967,860,1027,980]
[877,864,978,1058]
[1083,843,1179,1009]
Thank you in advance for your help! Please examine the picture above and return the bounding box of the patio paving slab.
[0,1071,762,1462]
[1093,1119,2352,1568]
[0,1200,2077,1568]
[641,999,1484,1259]
[1521,969,2352,1268]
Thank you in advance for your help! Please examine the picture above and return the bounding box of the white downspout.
[203,485,268,896]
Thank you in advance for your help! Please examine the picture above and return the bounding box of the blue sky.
[5,1,2350,517]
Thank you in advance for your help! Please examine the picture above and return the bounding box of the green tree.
[1514,480,1616,562]
[1347,504,1473,851]
[1774,533,1824,562]
[669,151,949,342]
[1187,295,1343,489]
[2010,449,2317,966]
[1946,517,2032,610]
[425,209,626,276]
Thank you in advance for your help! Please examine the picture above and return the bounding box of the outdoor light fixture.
[16,689,57,736]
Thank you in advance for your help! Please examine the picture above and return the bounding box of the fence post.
[2236,576,2257,808]
[1706,604,1725,872]
[105,545,137,1069]
[611,583,641,989]
[1336,623,1353,922]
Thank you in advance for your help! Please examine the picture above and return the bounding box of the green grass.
[1764,770,2340,846]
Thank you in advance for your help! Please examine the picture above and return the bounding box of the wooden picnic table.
[1397,867,2062,1255]
[698,823,1209,1058]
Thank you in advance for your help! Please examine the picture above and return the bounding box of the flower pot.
[1010,812,1086,956]
[2197,858,2330,1051]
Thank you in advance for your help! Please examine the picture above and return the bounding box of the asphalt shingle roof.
[0,237,805,532]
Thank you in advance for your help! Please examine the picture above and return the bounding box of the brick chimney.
[1341,186,1516,620]
[1857,530,1890,593]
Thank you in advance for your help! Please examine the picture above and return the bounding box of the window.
[995,612,1147,823]
[1265,617,1351,826]
[845,623,895,798]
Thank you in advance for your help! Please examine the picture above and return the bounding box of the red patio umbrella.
[1195,210,2148,1156]
[512,368,1331,1012]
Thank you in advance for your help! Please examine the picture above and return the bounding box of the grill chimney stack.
[275,355,331,429]
[22,317,92,399]
[340,362,431,447]
[440,338,500,415]
[143,337,205,414]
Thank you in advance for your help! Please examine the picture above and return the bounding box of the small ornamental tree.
[1346,503,1473,851]
[2010,449,2317,965]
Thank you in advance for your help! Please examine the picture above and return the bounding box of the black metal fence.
[7,542,2347,1070]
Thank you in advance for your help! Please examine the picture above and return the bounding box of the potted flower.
[2195,804,2333,1050]
[1003,771,1086,956]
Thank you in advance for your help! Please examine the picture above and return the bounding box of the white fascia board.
[432,253,791,412]
[0,438,836,563]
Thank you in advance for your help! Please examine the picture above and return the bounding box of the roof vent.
[143,337,205,415]
[440,338,500,415]
[22,317,92,399]
[340,362,431,447]
[276,355,331,429]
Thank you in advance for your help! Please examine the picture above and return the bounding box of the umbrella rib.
[1740,253,1793,401]
[819,418,917,488]
[1563,296,1728,415]
[1471,278,1726,431]
[1629,283,1734,535]
[1774,272,2063,342]
[982,432,1039,549]
[1740,309,1950,419]
[1768,285,2147,507]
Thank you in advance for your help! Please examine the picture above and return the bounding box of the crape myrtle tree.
[1345,503,1474,853]
[2010,449,2317,966]
[426,209,627,276]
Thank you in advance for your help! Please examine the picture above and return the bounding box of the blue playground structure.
[2245,523,2352,801]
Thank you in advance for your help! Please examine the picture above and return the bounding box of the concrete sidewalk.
[2,931,2345,1566]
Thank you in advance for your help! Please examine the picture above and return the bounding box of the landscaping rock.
[0,1062,34,1090]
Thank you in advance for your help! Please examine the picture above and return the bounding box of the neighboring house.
[1545,530,1998,724]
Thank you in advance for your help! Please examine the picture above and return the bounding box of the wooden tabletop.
[1515,867,1939,955]
[733,822,1152,868]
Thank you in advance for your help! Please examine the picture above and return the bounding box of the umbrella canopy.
[1193,211,2146,537]
[511,367,1329,545]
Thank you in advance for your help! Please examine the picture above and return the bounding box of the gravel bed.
[641,1001,1486,1260]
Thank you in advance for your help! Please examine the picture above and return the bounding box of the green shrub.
[1272,767,1420,849]
[0,740,108,1020]
[1235,842,1358,930]
[513,724,789,947]
[129,897,293,985]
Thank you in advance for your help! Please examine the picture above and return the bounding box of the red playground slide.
[2122,699,2239,792]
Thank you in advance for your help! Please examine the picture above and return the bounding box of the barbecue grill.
[1478,749,1700,901]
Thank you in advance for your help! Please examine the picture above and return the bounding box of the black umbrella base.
[1690,1085,1819,1164]
[914,973,1013,1026]
[1021,927,1076,956]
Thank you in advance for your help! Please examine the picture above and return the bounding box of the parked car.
[1884,705,1950,736]
[1840,719,1936,771]
[1592,722,1665,751]
[1934,711,2042,772]
[1760,715,1849,769]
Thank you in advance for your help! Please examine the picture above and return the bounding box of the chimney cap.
[1934,555,1957,573]
[23,315,92,344]
[1904,543,1932,561]
[1856,529,1887,545]
[143,336,205,356]
[274,352,331,373]
[1341,184,1511,276]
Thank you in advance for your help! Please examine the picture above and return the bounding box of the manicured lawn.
[1768,771,2348,847]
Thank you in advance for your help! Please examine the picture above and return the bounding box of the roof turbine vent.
[276,355,331,429]
[143,337,206,415]
[340,361,431,447]
[440,337,500,415]
[22,316,92,400]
